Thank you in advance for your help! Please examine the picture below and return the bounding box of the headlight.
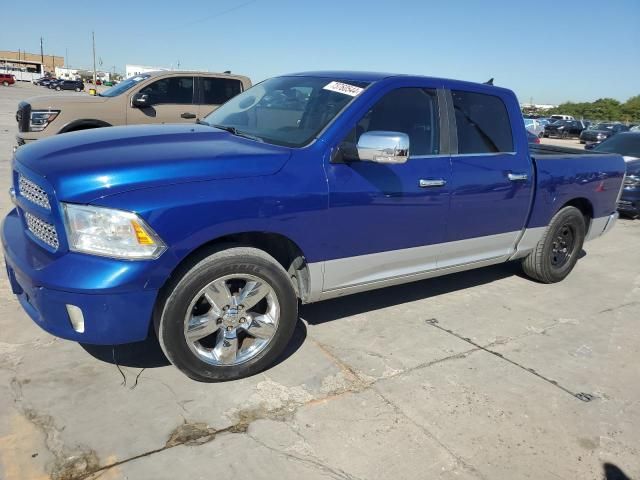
[62,204,166,260]
[30,110,60,132]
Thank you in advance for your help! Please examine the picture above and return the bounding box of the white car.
[524,118,545,137]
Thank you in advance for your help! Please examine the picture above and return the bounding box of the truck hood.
[26,94,109,108]
[15,124,291,203]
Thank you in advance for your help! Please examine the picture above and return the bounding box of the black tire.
[155,247,298,382]
[538,132,544,138]
[2,81,8,87]
[75,87,81,92]
[561,131,569,139]
[522,206,586,283]
[543,133,549,138]
[56,86,61,91]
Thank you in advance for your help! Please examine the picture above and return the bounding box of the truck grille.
[19,175,51,210]
[24,212,59,249]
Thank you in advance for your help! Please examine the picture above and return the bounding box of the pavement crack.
[372,387,489,480]
[246,430,365,480]
[598,301,640,314]
[424,318,596,403]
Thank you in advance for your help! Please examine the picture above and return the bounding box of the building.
[55,67,111,82]
[125,64,168,78]
[520,103,557,111]
[0,50,63,74]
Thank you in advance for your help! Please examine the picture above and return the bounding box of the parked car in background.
[53,79,85,92]
[543,119,587,138]
[48,80,64,89]
[526,130,540,144]
[15,70,251,145]
[40,78,58,88]
[579,123,629,144]
[549,114,575,121]
[586,132,640,162]
[617,158,640,218]
[1,73,16,86]
[3,71,625,381]
[630,125,640,132]
[524,118,544,137]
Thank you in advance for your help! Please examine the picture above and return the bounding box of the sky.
[2,0,639,105]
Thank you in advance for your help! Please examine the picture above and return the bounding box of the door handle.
[419,179,446,188]
[181,112,197,119]
[508,172,528,182]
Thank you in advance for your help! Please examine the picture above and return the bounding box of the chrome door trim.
[419,179,447,188]
[508,172,529,181]
[318,254,510,302]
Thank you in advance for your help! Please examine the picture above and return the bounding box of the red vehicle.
[0,73,16,86]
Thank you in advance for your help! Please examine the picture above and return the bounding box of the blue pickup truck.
[3,72,625,381]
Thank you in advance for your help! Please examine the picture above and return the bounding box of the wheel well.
[562,198,593,230]
[59,120,112,134]
[167,232,311,301]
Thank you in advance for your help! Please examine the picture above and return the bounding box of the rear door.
[323,83,452,291]
[442,88,533,267]
[126,75,197,125]
[197,76,244,118]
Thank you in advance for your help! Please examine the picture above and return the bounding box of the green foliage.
[525,95,640,122]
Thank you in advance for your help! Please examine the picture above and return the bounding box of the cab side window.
[201,78,243,105]
[452,90,513,154]
[343,88,440,157]
[140,77,194,105]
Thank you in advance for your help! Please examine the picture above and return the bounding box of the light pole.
[92,31,97,85]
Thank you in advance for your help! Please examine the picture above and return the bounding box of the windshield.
[203,76,370,147]
[594,123,614,130]
[593,134,640,158]
[100,74,151,97]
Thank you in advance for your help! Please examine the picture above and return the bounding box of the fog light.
[66,304,85,333]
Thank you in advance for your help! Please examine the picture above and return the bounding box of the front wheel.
[55,86,61,91]
[2,81,8,87]
[522,206,586,283]
[75,87,81,92]
[155,247,298,382]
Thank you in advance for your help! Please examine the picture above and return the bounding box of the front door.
[323,85,452,291]
[127,76,197,125]
[443,89,533,268]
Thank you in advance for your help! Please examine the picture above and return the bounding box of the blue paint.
[2,72,626,345]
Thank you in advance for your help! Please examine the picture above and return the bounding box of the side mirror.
[132,93,150,108]
[356,131,410,164]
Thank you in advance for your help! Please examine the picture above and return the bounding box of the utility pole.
[92,31,97,85]
[40,38,44,74]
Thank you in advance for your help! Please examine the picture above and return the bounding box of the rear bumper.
[585,212,618,241]
[2,209,159,344]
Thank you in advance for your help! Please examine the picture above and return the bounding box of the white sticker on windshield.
[132,76,144,82]
[323,81,364,97]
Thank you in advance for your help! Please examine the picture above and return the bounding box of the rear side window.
[140,76,195,105]
[452,90,513,154]
[201,77,243,105]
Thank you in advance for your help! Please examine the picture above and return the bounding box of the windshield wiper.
[196,119,210,126]
[212,124,263,142]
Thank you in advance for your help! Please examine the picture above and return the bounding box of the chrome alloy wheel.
[183,274,280,366]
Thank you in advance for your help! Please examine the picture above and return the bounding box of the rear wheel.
[155,247,298,382]
[2,81,8,87]
[522,206,586,283]
[55,86,61,91]
[561,131,569,139]
[75,87,81,92]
